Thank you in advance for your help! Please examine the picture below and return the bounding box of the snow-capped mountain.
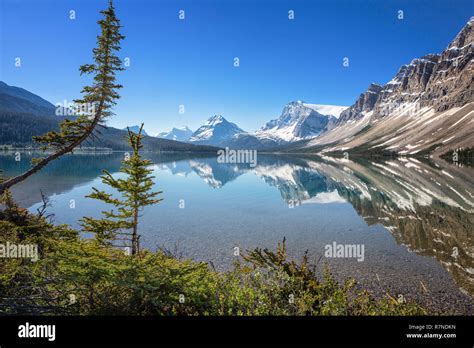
[189,115,245,146]
[299,16,474,156]
[124,125,148,136]
[255,101,346,143]
[222,101,347,149]
[157,126,193,142]
[187,103,348,149]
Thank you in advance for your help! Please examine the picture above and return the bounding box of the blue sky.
[0,0,472,134]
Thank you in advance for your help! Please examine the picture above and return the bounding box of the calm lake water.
[1,152,473,313]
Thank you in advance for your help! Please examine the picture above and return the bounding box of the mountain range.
[1,17,472,158]
[178,17,473,156]
[185,102,347,149]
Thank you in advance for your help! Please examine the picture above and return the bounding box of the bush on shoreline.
[0,198,426,316]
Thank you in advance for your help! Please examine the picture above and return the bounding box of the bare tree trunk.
[131,208,139,255]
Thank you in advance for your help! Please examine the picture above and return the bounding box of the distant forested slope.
[0,82,217,152]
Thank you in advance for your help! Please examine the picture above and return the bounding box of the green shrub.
[0,200,426,316]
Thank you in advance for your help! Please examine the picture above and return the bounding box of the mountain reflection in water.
[1,151,473,304]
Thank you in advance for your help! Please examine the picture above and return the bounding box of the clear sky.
[0,0,472,135]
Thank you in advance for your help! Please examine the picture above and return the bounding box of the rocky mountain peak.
[189,115,244,145]
[448,16,474,49]
[261,101,312,131]
[337,83,382,124]
[206,114,225,125]
[257,100,339,141]
[367,83,383,91]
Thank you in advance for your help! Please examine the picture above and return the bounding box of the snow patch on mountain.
[303,104,348,118]
[157,126,193,142]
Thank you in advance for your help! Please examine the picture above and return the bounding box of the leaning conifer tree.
[81,124,162,255]
[0,0,124,196]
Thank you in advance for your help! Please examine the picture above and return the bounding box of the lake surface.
[1,151,473,314]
